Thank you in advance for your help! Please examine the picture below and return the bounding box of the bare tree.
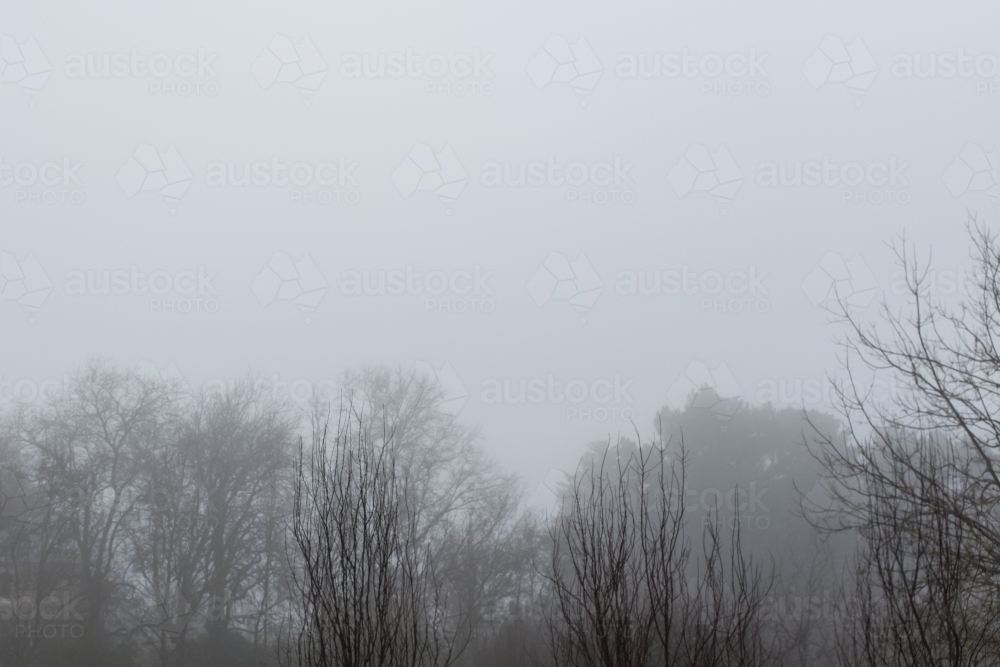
[335,367,510,546]
[832,440,1000,667]
[546,440,660,667]
[807,220,1000,666]
[127,378,295,667]
[762,538,844,667]
[8,362,181,666]
[0,446,77,667]
[332,368,534,653]
[286,402,466,667]
[546,437,773,667]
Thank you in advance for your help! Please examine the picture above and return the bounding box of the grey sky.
[2,0,996,500]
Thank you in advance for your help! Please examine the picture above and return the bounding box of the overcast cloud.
[2,0,997,499]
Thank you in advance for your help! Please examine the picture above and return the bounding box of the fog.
[1,1,999,666]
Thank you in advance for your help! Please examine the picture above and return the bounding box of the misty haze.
[2,2,1000,666]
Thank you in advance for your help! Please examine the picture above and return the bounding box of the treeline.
[3,223,1000,667]
[0,365,543,667]
[0,363,846,667]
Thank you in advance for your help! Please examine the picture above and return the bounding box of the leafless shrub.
[545,436,774,667]
[286,401,467,667]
